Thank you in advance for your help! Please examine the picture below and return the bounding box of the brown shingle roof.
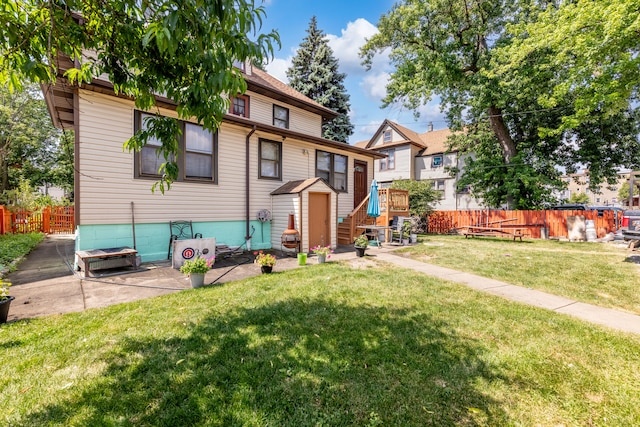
[270,177,336,195]
[245,67,338,120]
[419,128,454,155]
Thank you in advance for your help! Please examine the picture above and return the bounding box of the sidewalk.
[5,235,640,335]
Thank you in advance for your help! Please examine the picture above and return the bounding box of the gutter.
[246,125,257,242]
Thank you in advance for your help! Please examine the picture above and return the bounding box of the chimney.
[427,122,433,132]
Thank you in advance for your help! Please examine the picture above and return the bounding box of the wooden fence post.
[43,206,51,234]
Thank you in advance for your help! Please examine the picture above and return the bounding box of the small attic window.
[233,60,245,71]
[383,130,392,143]
[432,155,443,167]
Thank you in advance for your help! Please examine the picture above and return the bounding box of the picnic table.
[76,247,139,277]
[461,225,524,241]
[458,218,525,241]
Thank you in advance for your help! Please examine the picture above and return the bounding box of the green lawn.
[399,235,640,315]
[2,262,639,426]
[0,233,44,272]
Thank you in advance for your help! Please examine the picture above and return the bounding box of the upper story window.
[230,95,249,118]
[433,179,445,194]
[259,138,282,180]
[432,155,443,168]
[273,105,289,129]
[135,111,217,183]
[379,149,395,171]
[316,150,347,192]
[383,129,392,143]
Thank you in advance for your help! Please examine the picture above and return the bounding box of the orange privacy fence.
[0,206,75,235]
[427,209,618,239]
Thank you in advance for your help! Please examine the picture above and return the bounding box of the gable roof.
[361,119,457,155]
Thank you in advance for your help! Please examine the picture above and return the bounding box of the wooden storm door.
[354,160,367,208]
[308,192,330,248]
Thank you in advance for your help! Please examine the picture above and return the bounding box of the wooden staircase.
[337,188,410,245]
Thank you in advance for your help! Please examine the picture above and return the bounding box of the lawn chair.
[389,216,407,244]
[168,220,202,259]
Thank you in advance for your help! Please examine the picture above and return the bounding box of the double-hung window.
[379,149,395,171]
[135,111,217,183]
[273,105,289,129]
[184,122,214,180]
[316,150,347,192]
[230,95,249,118]
[259,138,282,180]
[383,129,392,143]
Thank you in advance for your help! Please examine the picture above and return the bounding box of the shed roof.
[270,177,336,195]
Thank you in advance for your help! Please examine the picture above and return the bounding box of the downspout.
[245,125,257,243]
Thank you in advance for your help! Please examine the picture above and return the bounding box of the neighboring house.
[558,170,633,207]
[42,58,383,262]
[356,120,482,210]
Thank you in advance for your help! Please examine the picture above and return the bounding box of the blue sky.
[260,0,446,144]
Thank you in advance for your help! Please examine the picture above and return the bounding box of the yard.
[1,240,640,426]
[397,235,640,315]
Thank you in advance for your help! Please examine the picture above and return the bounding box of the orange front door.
[308,192,330,248]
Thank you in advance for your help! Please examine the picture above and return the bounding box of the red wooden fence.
[0,206,75,235]
[427,209,618,239]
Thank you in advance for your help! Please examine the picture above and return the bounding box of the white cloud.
[360,72,390,101]
[265,57,292,83]
[326,18,386,75]
[359,119,383,136]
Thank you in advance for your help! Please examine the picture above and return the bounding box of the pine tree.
[286,17,354,143]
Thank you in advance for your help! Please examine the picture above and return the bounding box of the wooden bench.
[76,247,138,277]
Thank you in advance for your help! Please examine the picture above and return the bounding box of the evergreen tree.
[286,17,354,143]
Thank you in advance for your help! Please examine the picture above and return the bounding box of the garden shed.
[270,177,337,253]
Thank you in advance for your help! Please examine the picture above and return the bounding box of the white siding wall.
[374,144,413,183]
[78,90,371,226]
[248,92,322,138]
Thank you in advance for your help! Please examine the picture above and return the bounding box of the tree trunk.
[488,105,517,163]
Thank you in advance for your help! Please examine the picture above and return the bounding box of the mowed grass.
[400,235,640,315]
[0,232,44,271]
[2,262,640,426]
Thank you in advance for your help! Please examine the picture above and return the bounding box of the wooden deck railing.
[0,205,75,235]
[427,209,619,239]
[340,188,410,244]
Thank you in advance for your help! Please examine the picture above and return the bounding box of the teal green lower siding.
[76,220,271,262]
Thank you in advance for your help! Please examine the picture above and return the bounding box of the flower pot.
[0,296,15,324]
[317,254,326,264]
[297,252,307,265]
[402,238,409,245]
[354,246,366,257]
[189,273,206,288]
[261,265,273,274]
[409,233,417,244]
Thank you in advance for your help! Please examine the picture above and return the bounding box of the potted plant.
[180,256,214,288]
[354,234,369,257]
[311,245,333,263]
[0,278,14,324]
[402,221,412,245]
[254,251,276,273]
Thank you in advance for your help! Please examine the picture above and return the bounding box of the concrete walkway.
[5,235,640,336]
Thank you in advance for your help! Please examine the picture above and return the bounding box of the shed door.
[354,160,367,208]
[309,192,330,248]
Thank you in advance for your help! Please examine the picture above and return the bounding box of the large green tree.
[361,0,640,209]
[1,0,279,192]
[0,85,68,194]
[286,16,354,143]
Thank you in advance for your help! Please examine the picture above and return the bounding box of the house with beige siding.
[356,120,483,211]
[43,59,383,262]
